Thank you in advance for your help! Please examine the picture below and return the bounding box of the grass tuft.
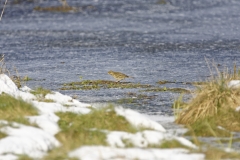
[176,69,240,126]
[175,65,240,138]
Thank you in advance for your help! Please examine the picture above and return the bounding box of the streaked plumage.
[108,70,133,82]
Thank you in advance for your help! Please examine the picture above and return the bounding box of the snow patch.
[0,121,60,159]
[115,106,166,132]
[26,113,60,135]
[45,92,91,107]
[69,146,205,160]
[228,80,240,88]
[0,74,36,101]
[32,101,91,114]
[106,130,197,149]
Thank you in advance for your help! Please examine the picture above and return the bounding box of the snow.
[106,130,198,149]
[0,74,205,159]
[26,113,60,135]
[32,101,91,114]
[115,106,166,132]
[45,91,91,107]
[0,74,35,101]
[228,80,240,88]
[69,146,205,160]
[0,121,60,159]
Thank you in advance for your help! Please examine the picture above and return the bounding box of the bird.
[108,70,133,82]
[59,0,69,7]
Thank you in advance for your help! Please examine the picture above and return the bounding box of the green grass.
[22,76,32,81]
[30,87,53,102]
[30,87,52,97]
[0,94,38,125]
[18,155,34,160]
[43,105,139,159]
[184,118,231,137]
[148,139,192,149]
[0,132,7,140]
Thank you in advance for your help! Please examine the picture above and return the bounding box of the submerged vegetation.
[61,80,152,90]
[143,87,190,93]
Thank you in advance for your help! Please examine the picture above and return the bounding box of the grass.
[203,147,240,160]
[0,132,7,139]
[30,87,52,97]
[149,139,192,149]
[175,64,240,137]
[176,66,240,123]
[172,64,240,159]
[0,93,38,125]
[43,105,139,159]
[44,104,200,159]
[22,75,32,81]
[30,87,53,102]
[0,55,24,88]
[18,155,34,160]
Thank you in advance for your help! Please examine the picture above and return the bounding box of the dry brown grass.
[0,54,7,74]
[176,64,240,128]
[0,55,22,88]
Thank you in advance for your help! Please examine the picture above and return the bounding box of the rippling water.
[0,0,240,115]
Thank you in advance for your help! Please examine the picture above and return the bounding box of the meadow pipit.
[108,70,133,82]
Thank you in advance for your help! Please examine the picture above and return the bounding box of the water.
[1,0,240,151]
[1,0,240,115]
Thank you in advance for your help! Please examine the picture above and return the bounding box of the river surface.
[1,0,240,116]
